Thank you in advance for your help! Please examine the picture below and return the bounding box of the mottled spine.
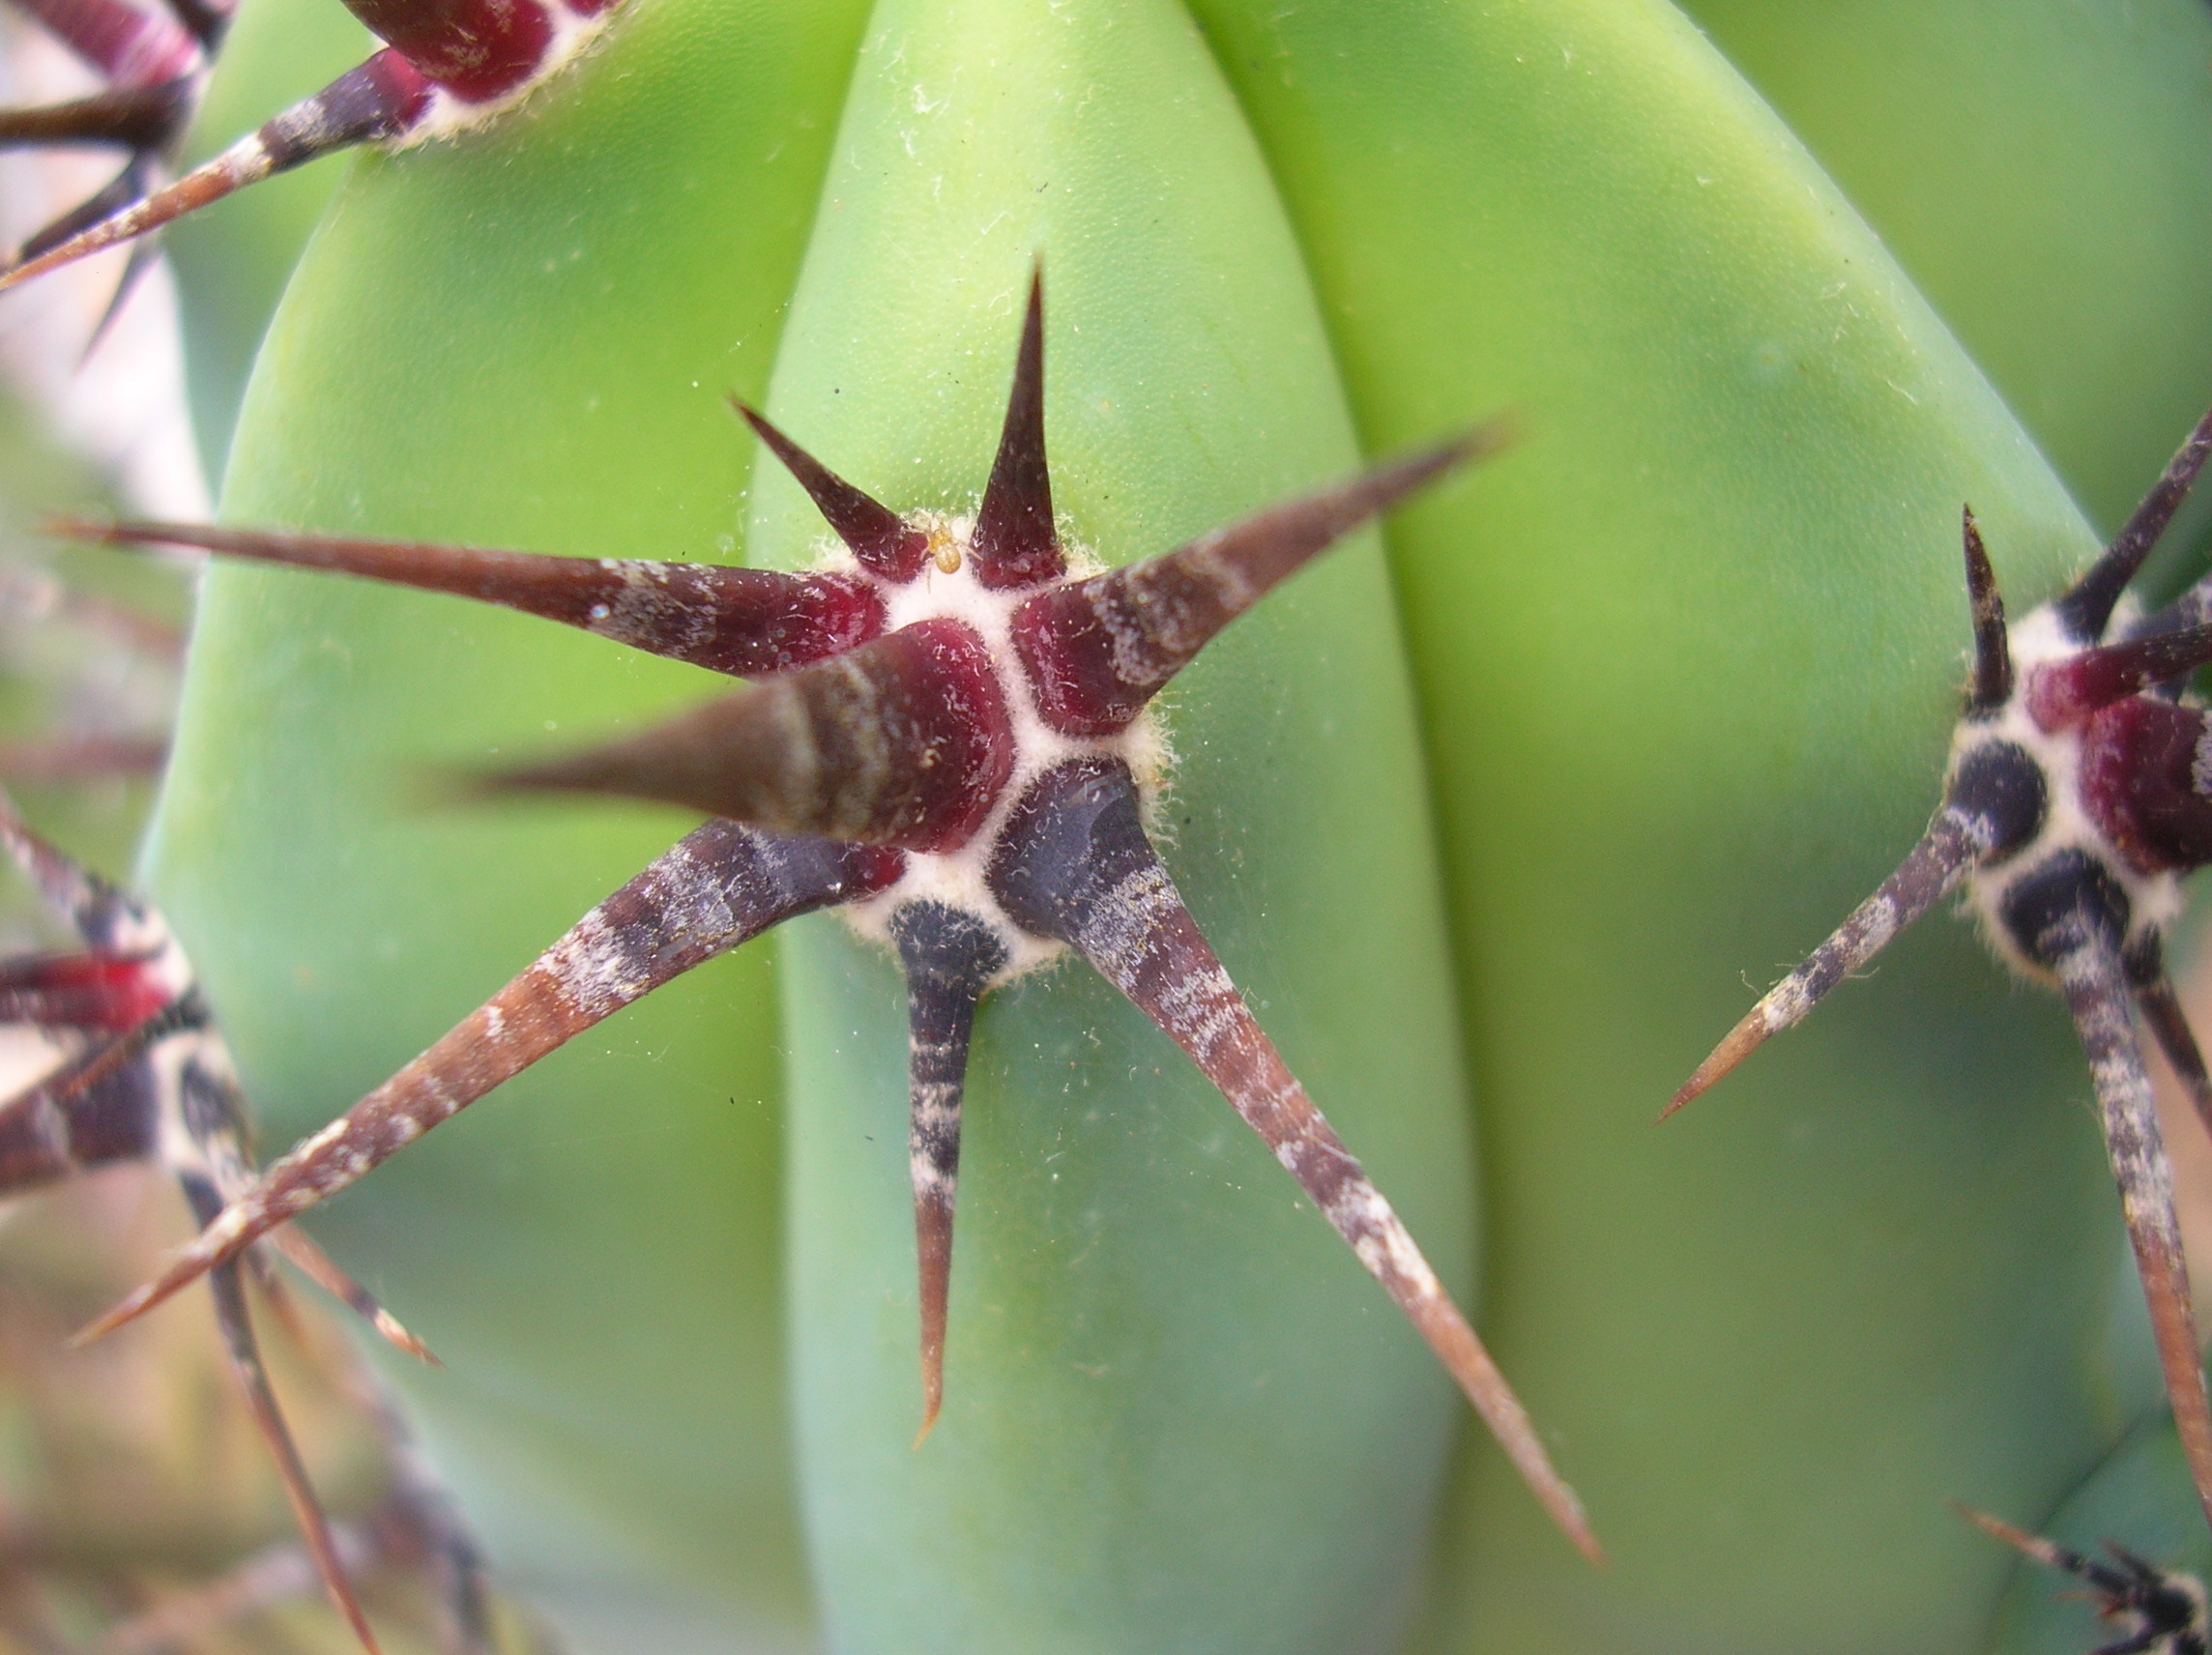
[61,517,887,677]
[988,758,1599,1561]
[2055,934,2212,1535]
[81,822,901,1337]
[891,902,1007,1437]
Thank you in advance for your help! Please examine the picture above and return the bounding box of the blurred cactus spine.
[5,0,2212,1653]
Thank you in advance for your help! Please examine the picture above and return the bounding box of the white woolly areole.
[823,513,1170,987]
[0,1026,71,1104]
[144,1029,241,1186]
[403,0,621,145]
[90,894,198,1005]
[2174,1572,2211,1638]
[1958,600,2185,982]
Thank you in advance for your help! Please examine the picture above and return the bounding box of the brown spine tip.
[2058,398,2212,643]
[15,162,141,267]
[1015,423,1511,735]
[1657,1008,1769,1123]
[734,401,931,582]
[891,901,1006,1445]
[264,1223,440,1366]
[988,760,1600,1563]
[0,137,275,294]
[1960,507,2012,715]
[75,824,902,1346]
[0,48,431,297]
[970,266,1063,591]
[1952,1504,2079,1575]
[60,516,886,677]
[1662,813,1986,1122]
[205,1258,384,1655]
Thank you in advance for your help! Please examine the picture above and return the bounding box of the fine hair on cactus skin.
[0,782,494,1655]
[1667,399,2212,1539]
[0,0,626,298]
[51,265,1603,1563]
[1961,1507,2210,1655]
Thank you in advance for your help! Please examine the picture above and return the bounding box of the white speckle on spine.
[1761,980,1808,1031]
[300,1117,352,1158]
[597,564,714,658]
[544,913,637,1020]
[908,1151,956,1196]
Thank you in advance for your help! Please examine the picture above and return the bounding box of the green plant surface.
[135,0,2212,1651]
[1190,4,2144,1649]
[1682,0,2212,546]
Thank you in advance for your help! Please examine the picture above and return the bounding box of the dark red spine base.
[2079,698,2212,875]
[348,0,551,103]
[492,618,1016,852]
[0,950,171,1029]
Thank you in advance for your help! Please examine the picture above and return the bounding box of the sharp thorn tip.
[39,514,109,541]
[69,1289,151,1348]
[1661,1017,1763,1122]
[378,1313,440,1367]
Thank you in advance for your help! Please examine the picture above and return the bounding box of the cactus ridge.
[0,783,491,1655]
[61,270,1602,1561]
[1670,399,2212,1544]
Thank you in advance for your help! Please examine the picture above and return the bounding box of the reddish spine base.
[65,272,1596,1559]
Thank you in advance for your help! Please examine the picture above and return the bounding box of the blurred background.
[0,11,529,1650]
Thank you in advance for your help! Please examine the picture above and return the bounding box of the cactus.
[7,0,2212,1652]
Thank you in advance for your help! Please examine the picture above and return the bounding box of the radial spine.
[65,272,1596,1556]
